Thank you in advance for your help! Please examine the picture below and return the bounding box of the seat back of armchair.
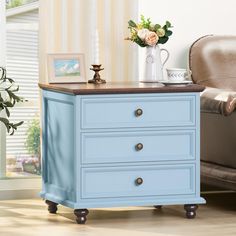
[189,35,236,90]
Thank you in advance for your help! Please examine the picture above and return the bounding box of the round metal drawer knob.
[135,143,143,151]
[135,177,143,185]
[135,108,143,117]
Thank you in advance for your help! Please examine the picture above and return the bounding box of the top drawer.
[81,95,195,129]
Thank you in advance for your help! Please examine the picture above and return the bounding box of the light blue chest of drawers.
[39,82,205,224]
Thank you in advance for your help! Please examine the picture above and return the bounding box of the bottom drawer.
[81,164,195,199]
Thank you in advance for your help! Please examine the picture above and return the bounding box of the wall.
[39,0,138,83]
[139,0,236,79]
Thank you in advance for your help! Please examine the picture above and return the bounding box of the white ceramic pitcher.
[143,45,169,82]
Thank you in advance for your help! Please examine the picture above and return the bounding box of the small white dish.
[159,80,193,85]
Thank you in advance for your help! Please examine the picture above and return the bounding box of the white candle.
[93,29,100,65]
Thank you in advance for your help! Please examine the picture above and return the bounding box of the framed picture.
[47,53,86,83]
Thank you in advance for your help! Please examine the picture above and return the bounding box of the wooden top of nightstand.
[39,82,205,95]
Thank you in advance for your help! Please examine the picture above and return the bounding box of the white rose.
[137,29,150,40]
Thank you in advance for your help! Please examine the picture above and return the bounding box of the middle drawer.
[81,130,195,164]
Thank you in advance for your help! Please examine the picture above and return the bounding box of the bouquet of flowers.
[126,15,173,47]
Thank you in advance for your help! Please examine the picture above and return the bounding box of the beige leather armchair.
[189,35,236,190]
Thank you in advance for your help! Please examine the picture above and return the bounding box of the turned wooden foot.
[74,209,89,224]
[154,205,162,209]
[184,204,198,219]
[45,200,58,214]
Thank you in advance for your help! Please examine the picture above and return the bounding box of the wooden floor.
[0,193,235,236]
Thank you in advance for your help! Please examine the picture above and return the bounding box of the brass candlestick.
[88,64,106,84]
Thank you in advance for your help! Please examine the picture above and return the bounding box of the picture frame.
[47,53,86,83]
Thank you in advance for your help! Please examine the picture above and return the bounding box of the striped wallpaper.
[39,0,138,83]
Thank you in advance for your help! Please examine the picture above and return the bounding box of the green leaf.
[10,86,19,92]
[140,15,152,29]
[128,20,137,28]
[140,15,145,22]
[158,36,169,44]
[6,78,14,83]
[0,117,9,126]
[25,119,40,156]
[13,121,24,127]
[166,21,172,28]
[134,36,147,47]
[5,107,10,117]
[10,128,15,135]
[165,30,173,37]
[4,101,14,107]
[0,66,24,134]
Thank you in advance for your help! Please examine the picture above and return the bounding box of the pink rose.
[145,32,159,46]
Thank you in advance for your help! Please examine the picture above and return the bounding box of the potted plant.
[24,119,41,175]
[0,67,23,134]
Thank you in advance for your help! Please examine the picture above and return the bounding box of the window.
[6,0,38,9]
[1,1,41,179]
[0,0,7,179]
[6,2,40,177]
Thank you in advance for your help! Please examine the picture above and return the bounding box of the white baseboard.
[0,178,41,200]
[0,188,40,200]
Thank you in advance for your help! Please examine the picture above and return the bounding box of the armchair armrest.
[201,87,236,116]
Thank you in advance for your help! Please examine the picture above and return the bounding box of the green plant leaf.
[128,20,137,28]
[140,15,152,29]
[6,77,14,83]
[25,119,40,156]
[0,117,10,133]
[166,21,172,28]
[4,101,14,107]
[165,30,173,37]
[5,107,10,117]
[10,86,19,92]
[158,36,169,44]
[134,36,146,47]
[13,121,24,127]
[0,66,24,134]
[0,117,9,125]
